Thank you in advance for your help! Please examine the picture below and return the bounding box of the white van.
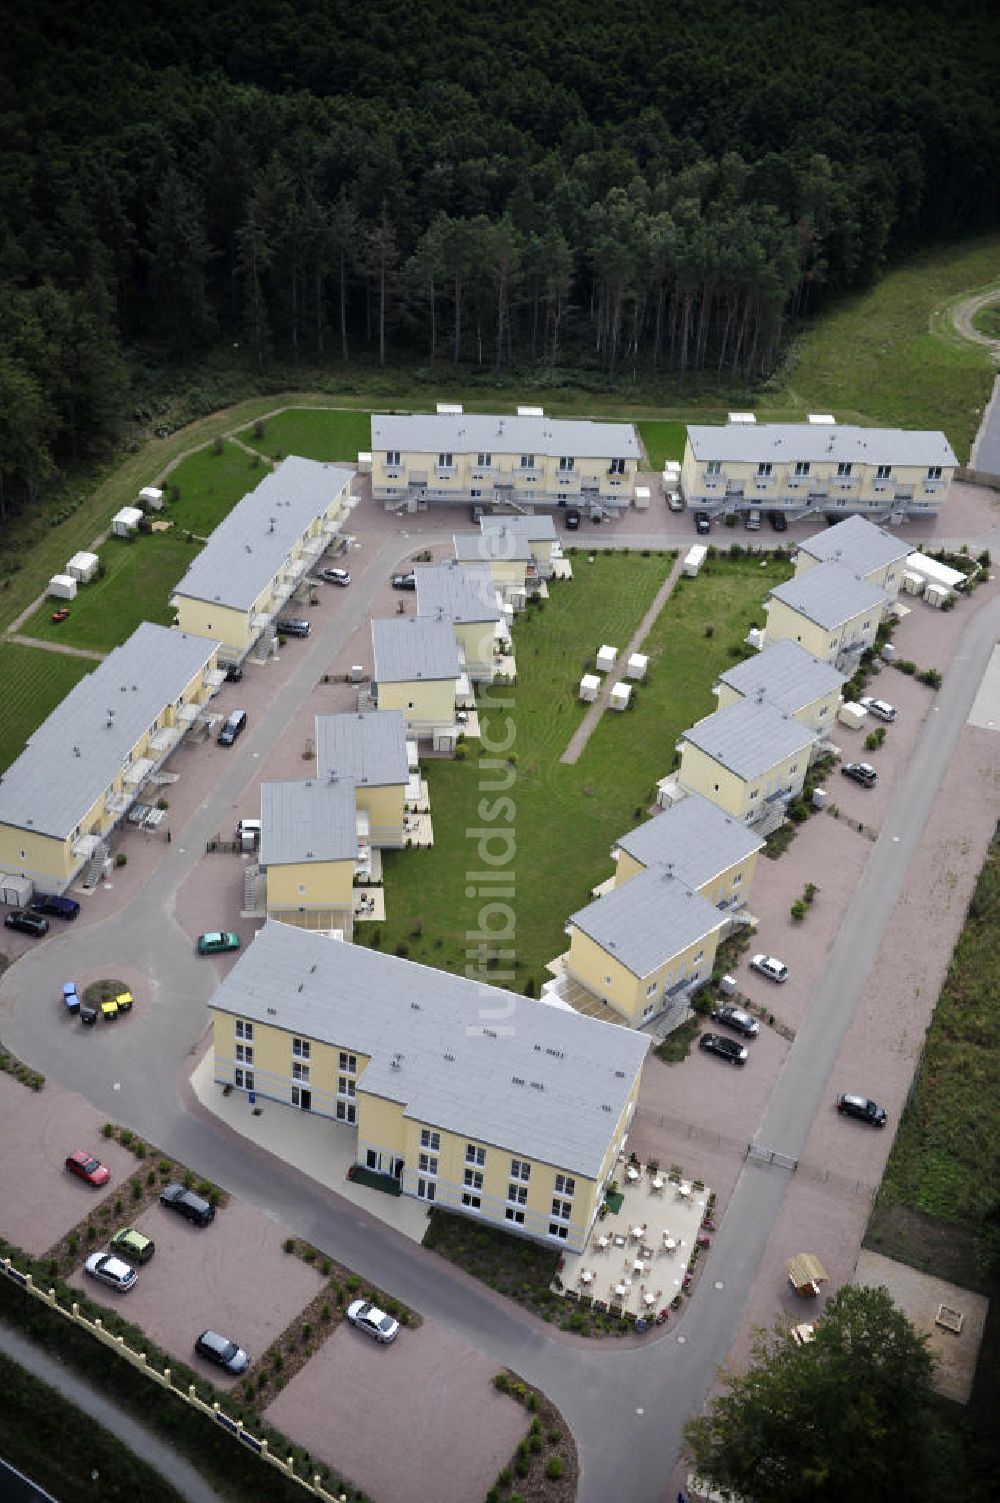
[236,818,261,840]
[745,509,762,530]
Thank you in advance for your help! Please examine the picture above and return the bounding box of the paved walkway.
[6,633,107,661]
[560,551,684,764]
[0,1319,222,1503]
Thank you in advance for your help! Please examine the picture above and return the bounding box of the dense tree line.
[2,0,999,507]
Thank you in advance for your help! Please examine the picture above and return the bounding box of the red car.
[51,608,71,623]
[65,1150,110,1187]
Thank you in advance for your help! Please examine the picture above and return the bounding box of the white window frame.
[464,1168,483,1191]
[505,1207,525,1225]
[551,1197,572,1221]
[706,460,722,477]
[507,1183,528,1206]
[234,1068,254,1091]
[292,1037,311,1060]
[465,1144,485,1167]
[235,1043,253,1065]
[292,1061,309,1082]
[554,1174,575,1198]
[386,450,401,466]
[548,1222,569,1240]
[418,1153,438,1175]
[339,1052,357,1074]
[335,1100,356,1123]
[235,1020,254,1041]
[421,1129,441,1151]
[756,462,772,477]
[417,1177,436,1201]
[794,461,810,477]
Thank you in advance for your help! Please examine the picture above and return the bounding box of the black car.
[217,709,247,747]
[276,617,311,638]
[694,511,712,535]
[836,1093,887,1127]
[564,507,581,530]
[30,893,80,920]
[391,573,416,590]
[159,1183,215,1226]
[841,761,877,788]
[195,1329,249,1374]
[767,510,788,532]
[698,1032,748,1066]
[223,662,243,683]
[4,909,49,937]
[710,1003,760,1038]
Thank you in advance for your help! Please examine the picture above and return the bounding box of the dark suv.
[217,709,247,747]
[276,617,311,638]
[4,909,49,937]
[698,1032,748,1066]
[30,893,80,921]
[710,1003,759,1038]
[836,1093,887,1126]
[160,1184,215,1226]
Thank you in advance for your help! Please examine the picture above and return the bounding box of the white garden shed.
[48,574,77,600]
[138,486,164,509]
[683,544,707,577]
[66,550,99,582]
[579,673,601,702]
[838,702,867,730]
[634,486,651,511]
[626,653,648,680]
[610,682,631,711]
[905,551,965,596]
[112,506,143,537]
[596,644,617,673]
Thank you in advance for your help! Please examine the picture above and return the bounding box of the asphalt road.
[3,528,1000,1502]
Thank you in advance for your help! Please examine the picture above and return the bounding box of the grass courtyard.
[238,408,372,464]
[0,644,96,773]
[164,440,265,535]
[373,547,793,990]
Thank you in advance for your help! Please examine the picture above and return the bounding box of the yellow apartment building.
[0,623,220,893]
[793,514,911,598]
[259,779,357,933]
[170,456,354,662]
[610,791,765,908]
[371,617,462,738]
[452,530,533,597]
[713,639,845,737]
[479,514,559,576]
[315,709,409,848]
[762,563,888,671]
[414,562,505,682]
[676,698,818,826]
[371,409,640,512]
[681,420,956,521]
[209,922,650,1253]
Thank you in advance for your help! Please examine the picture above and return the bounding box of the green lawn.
[165,441,264,535]
[374,550,790,989]
[238,408,372,463]
[971,303,1000,340]
[636,420,691,469]
[0,643,96,772]
[20,531,199,652]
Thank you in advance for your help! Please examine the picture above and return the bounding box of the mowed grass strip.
[20,532,200,653]
[0,643,96,772]
[164,440,264,534]
[636,419,690,469]
[238,407,372,463]
[375,550,788,988]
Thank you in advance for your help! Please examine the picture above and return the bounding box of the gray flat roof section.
[314,710,409,788]
[717,639,846,716]
[796,515,911,575]
[480,514,557,543]
[259,779,358,866]
[568,866,726,979]
[613,792,765,891]
[415,563,502,624]
[452,530,534,563]
[686,422,957,469]
[209,922,650,1179]
[0,623,219,840]
[171,456,354,612]
[768,562,888,630]
[372,616,462,683]
[680,698,817,781]
[371,412,640,460]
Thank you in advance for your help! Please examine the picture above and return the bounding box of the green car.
[109,1227,155,1264]
[197,932,241,956]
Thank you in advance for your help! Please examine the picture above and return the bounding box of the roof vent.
[530,1081,544,1090]
[245,545,252,553]
[310,964,316,973]
[73,746,81,758]
[267,1006,277,1015]
[602,1103,612,1112]
[545,1047,564,1058]
[483,1028,497,1038]
[297,983,304,992]
[512,1075,525,1085]
[410,1001,421,1009]
[443,1052,455,1061]
[614,1069,626,1078]
[390,1053,403,1070]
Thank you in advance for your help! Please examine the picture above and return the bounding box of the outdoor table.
[651,1176,665,1191]
[677,1182,692,1198]
[664,1237,676,1252]
[580,1270,595,1285]
[596,1235,610,1250]
[630,1225,644,1240]
[643,1293,656,1307]
[613,1235,626,1248]
[626,1166,640,1182]
[633,1259,648,1276]
[614,1283,627,1299]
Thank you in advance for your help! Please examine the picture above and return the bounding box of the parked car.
[710,1003,760,1038]
[698,1033,748,1066]
[321,567,351,586]
[694,511,712,535]
[859,696,897,723]
[841,761,877,788]
[217,709,247,747]
[159,1184,215,1226]
[745,509,762,530]
[109,1227,155,1263]
[391,573,416,590]
[30,893,80,921]
[197,931,241,956]
[65,1150,110,1187]
[346,1299,399,1344]
[84,1252,138,1292]
[276,617,311,638]
[4,909,49,937]
[836,1093,887,1127]
[223,662,243,683]
[749,953,789,983]
[194,1329,250,1375]
[767,510,788,532]
[665,488,684,511]
[564,507,581,530]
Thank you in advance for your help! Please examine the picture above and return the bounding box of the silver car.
[860,696,897,722]
[84,1252,138,1292]
[346,1298,399,1344]
[749,953,789,983]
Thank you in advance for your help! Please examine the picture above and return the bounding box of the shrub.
[321,1257,332,1276]
[212,435,224,455]
[790,900,807,921]
[320,1302,332,1321]
[146,1169,156,1186]
[704,624,714,638]
[394,941,409,958]
[918,667,942,689]
[131,1178,142,1200]
[114,853,127,868]
[546,1456,564,1480]
[895,658,917,675]
[548,1428,562,1444]
[102,1122,115,1138]
[114,1197,123,1215]
[284,1237,296,1254]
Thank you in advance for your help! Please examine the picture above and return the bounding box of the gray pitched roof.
[717,640,846,715]
[480,514,557,544]
[613,793,765,891]
[0,624,219,840]
[768,562,888,630]
[452,530,533,563]
[796,515,911,576]
[170,456,354,612]
[568,866,726,979]
[314,710,408,787]
[371,411,640,461]
[415,563,502,624]
[259,779,357,866]
[686,422,957,468]
[680,698,817,780]
[209,922,649,1179]
[372,617,462,683]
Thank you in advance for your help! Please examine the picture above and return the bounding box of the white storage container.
[596,644,617,673]
[138,486,164,510]
[48,574,77,600]
[626,653,648,680]
[683,545,707,576]
[1,873,33,907]
[112,506,143,537]
[634,486,651,511]
[838,701,867,730]
[66,550,99,582]
[579,673,601,702]
[610,682,631,711]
